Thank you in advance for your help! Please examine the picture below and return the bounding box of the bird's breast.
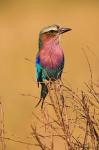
[39,48,64,69]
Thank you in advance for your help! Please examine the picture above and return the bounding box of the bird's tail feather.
[35,83,48,109]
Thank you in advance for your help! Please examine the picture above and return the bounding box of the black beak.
[59,27,72,34]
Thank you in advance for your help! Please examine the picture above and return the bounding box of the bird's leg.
[55,79,62,91]
[44,79,53,90]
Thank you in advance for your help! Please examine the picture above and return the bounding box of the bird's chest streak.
[39,42,64,69]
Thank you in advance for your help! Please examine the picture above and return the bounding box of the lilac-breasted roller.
[36,24,71,108]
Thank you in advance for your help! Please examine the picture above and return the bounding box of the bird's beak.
[59,27,72,34]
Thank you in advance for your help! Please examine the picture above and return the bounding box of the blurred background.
[0,0,99,149]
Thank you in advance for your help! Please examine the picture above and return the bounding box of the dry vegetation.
[0,98,6,150]
[0,80,99,150]
[31,80,99,150]
[0,50,99,150]
[31,49,99,150]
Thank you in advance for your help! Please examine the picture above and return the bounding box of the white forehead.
[40,25,59,34]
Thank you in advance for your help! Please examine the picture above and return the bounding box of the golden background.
[0,0,99,149]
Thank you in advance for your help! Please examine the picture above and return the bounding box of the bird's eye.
[50,30,58,34]
[50,30,54,33]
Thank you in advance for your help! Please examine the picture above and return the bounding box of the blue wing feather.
[36,55,42,83]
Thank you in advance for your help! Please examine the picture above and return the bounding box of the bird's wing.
[36,55,42,87]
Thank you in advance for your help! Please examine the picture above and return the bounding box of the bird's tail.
[35,83,48,109]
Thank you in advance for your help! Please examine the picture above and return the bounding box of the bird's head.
[39,24,71,49]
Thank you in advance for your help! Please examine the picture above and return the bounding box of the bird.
[36,24,71,108]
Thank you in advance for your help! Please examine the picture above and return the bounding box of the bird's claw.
[44,80,53,90]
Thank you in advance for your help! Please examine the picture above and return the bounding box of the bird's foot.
[44,80,53,90]
[54,79,62,91]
